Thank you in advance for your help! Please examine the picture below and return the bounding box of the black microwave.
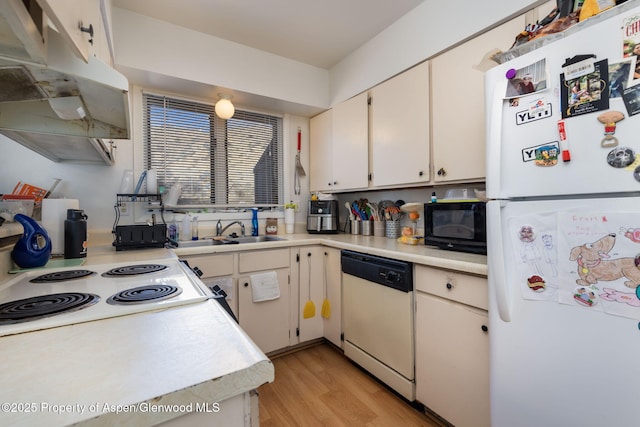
[423,201,487,255]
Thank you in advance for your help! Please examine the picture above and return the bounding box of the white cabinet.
[430,15,525,183]
[238,249,291,354]
[322,247,341,348]
[297,246,324,342]
[294,246,342,348]
[415,265,489,427]
[370,61,430,188]
[309,109,333,193]
[38,0,111,64]
[309,92,368,192]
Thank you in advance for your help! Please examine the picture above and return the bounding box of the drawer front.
[239,248,290,273]
[182,254,234,277]
[415,265,487,310]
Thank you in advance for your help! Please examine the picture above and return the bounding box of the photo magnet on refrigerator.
[560,59,609,118]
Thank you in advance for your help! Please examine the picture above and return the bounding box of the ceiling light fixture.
[215,94,235,119]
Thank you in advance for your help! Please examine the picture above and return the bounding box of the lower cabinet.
[322,247,342,348]
[415,265,489,427]
[294,246,342,347]
[238,249,291,354]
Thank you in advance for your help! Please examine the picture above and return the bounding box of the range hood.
[0,27,130,165]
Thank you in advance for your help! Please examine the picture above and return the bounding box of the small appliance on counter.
[306,200,339,234]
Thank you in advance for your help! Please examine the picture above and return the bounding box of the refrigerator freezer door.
[485,5,640,200]
[488,196,640,427]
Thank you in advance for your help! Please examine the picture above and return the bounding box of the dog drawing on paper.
[569,234,640,289]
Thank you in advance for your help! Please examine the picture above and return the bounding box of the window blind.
[143,93,283,206]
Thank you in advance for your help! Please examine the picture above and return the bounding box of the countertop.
[173,233,488,277]
[0,243,274,427]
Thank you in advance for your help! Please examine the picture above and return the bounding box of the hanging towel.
[250,271,280,302]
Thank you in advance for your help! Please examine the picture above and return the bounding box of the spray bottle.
[251,208,259,236]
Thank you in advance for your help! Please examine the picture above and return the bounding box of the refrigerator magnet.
[518,225,536,242]
[606,146,635,168]
[527,274,546,292]
[560,59,609,118]
[534,144,559,166]
[597,110,624,147]
[573,285,598,307]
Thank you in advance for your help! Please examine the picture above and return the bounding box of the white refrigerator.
[486,2,640,426]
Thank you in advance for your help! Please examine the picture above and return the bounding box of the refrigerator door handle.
[485,77,507,199]
[487,200,511,322]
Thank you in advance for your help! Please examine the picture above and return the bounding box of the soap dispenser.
[251,208,259,236]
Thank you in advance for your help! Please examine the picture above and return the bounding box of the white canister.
[284,208,295,234]
[41,199,80,255]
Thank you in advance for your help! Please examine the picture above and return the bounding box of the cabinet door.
[309,109,333,192]
[38,0,98,62]
[322,247,342,348]
[331,92,368,191]
[415,292,489,427]
[238,268,290,354]
[371,61,430,187]
[298,246,325,342]
[431,15,524,182]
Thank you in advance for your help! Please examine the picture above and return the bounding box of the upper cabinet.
[370,61,430,188]
[310,92,368,193]
[430,15,526,183]
[38,0,112,64]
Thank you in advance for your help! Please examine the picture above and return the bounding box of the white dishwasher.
[341,250,414,400]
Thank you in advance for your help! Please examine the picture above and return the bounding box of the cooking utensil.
[321,251,331,319]
[294,127,305,195]
[303,252,316,319]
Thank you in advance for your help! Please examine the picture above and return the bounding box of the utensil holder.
[385,220,400,239]
[361,220,373,236]
[350,220,361,235]
[373,220,385,237]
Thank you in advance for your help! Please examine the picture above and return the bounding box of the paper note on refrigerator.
[557,212,640,319]
[508,213,559,302]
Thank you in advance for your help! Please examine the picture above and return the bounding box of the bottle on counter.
[168,216,178,242]
[181,213,191,241]
[431,192,437,203]
[191,216,199,240]
[64,209,88,259]
[251,208,259,236]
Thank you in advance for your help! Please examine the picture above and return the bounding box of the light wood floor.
[258,343,444,426]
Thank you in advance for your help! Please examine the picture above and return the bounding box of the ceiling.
[111,0,425,69]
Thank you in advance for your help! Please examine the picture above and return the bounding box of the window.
[143,93,283,206]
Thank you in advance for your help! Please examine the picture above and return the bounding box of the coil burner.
[102,264,168,277]
[106,284,182,305]
[0,293,100,324]
[30,270,96,283]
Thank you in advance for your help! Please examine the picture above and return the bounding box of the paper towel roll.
[146,169,158,194]
[42,199,79,255]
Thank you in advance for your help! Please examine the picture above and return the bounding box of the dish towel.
[250,271,280,302]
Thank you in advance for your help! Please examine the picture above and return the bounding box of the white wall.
[330,0,547,104]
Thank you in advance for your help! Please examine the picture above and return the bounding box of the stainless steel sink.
[177,238,238,248]
[227,235,286,244]
[178,235,285,247]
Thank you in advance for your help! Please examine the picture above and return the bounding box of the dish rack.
[112,194,166,251]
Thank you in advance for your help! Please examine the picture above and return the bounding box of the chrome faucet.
[216,220,245,237]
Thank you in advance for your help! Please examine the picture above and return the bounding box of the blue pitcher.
[11,213,52,268]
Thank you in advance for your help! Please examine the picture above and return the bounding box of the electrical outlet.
[120,202,130,216]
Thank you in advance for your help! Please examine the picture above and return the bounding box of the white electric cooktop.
[0,258,211,337]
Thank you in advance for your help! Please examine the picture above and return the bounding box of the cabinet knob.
[446,282,453,290]
[481,325,488,333]
[437,168,446,176]
[244,282,249,288]
[418,171,424,177]
[328,182,332,186]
